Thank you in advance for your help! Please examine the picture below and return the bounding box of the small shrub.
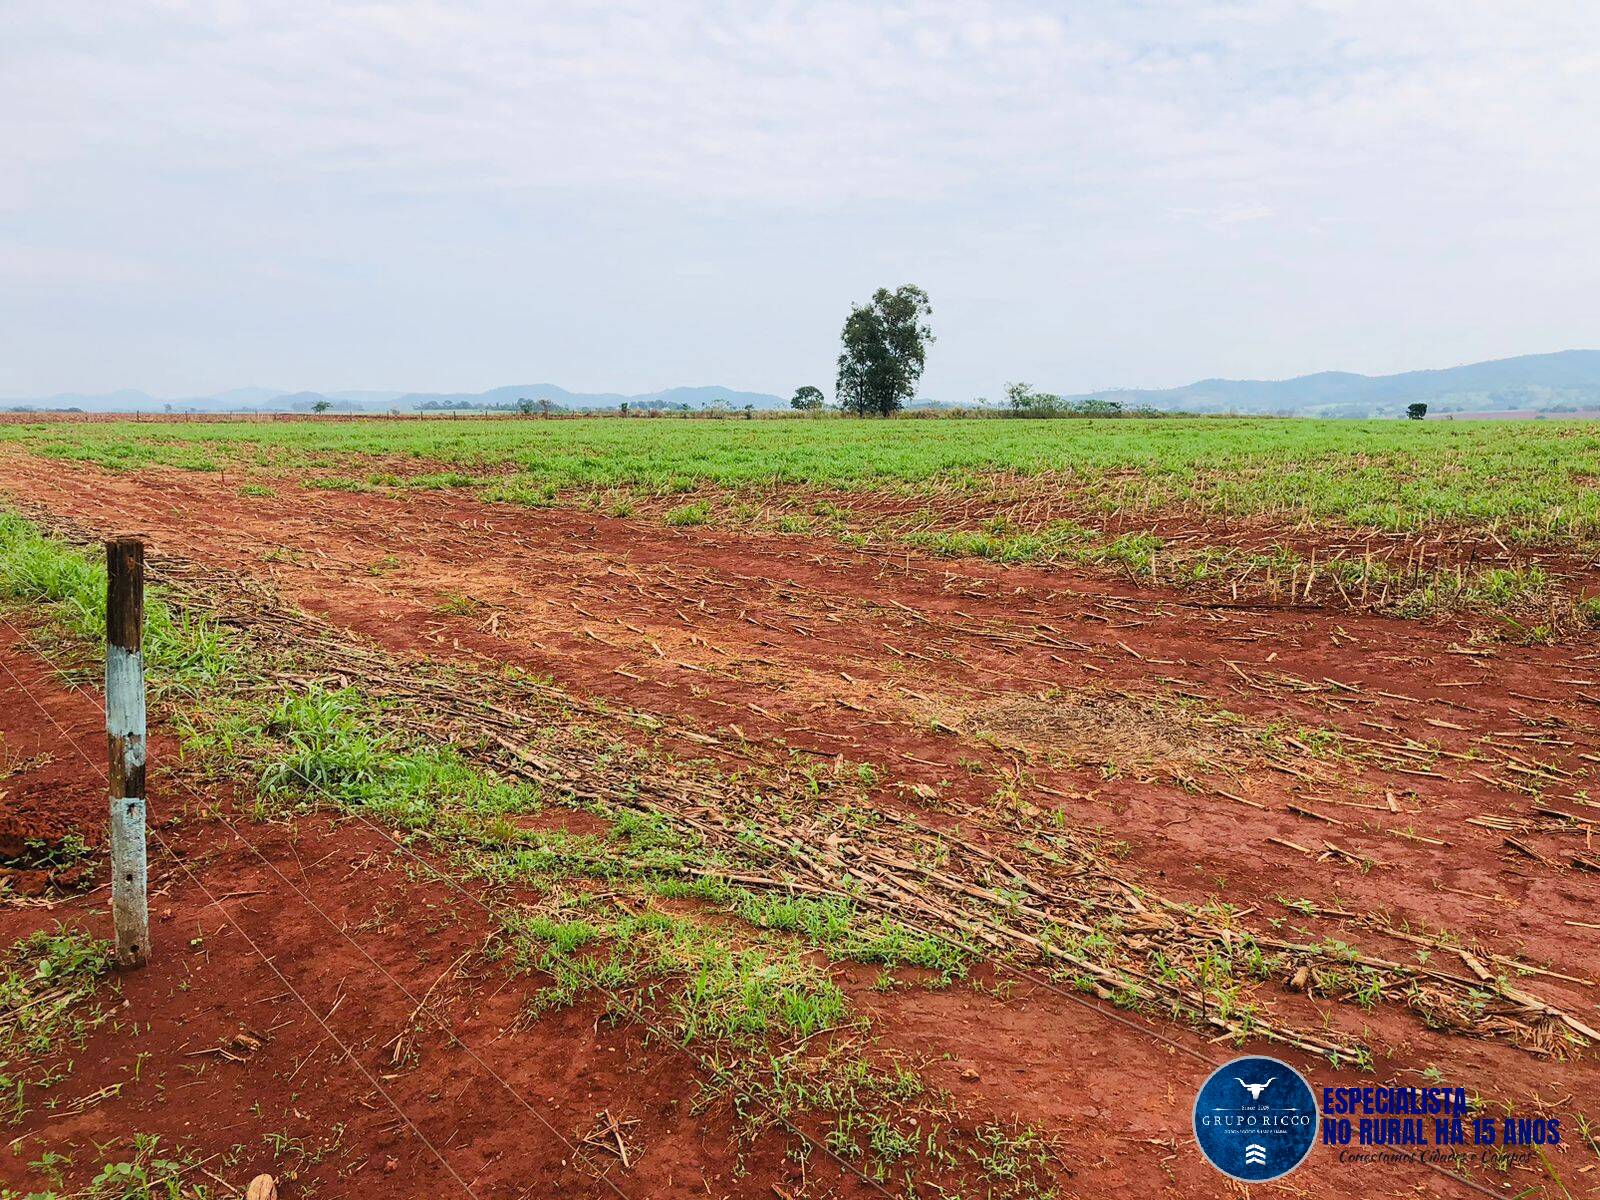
[665,501,709,527]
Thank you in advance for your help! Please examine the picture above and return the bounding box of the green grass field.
[4,415,1599,541]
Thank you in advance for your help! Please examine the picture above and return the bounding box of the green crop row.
[4,415,1599,541]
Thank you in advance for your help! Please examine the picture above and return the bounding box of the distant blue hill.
[1061,349,1600,418]
[7,351,1599,417]
[3,383,786,413]
[393,384,786,412]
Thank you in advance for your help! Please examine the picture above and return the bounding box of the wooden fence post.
[106,537,149,969]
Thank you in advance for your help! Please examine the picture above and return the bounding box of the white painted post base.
[109,794,149,968]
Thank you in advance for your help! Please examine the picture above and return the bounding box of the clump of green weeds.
[665,500,710,527]
[0,927,114,1124]
[5,1133,216,1199]
[0,513,230,696]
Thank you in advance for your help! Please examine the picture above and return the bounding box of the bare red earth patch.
[0,635,869,1199]
[1,455,1596,1198]
[0,626,112,891]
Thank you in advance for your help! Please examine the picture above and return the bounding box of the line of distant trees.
[991,382,1169,419]
[783,383,1176,419]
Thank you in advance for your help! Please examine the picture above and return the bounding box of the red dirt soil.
[0,625,880,1199]
[0,644,104,891]
[0,625,1497,1200]
[1,455,1597,1197]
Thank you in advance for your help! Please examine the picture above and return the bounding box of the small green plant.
[0,926,114,1123]
[54,1134,212,1199]
[665,501,710,527]
[11,833,93,873]
[435,591,481,616]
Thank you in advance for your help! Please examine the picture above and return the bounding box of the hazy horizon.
[6,3,1599,401]
[7,346,1600,407]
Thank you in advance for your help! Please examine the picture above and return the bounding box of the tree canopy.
[1003,382,1132,419]
[835,285,934,417]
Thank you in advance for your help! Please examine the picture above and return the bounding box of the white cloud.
[5,2,1585,205]
[1,1,1597,395]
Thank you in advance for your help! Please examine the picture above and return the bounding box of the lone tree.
[1407,402,1428,420]
[790,385,825,413]
[835,285,934,417]
[311,399,332,414]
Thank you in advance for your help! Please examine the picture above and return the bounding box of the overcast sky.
[4,2,1598,401]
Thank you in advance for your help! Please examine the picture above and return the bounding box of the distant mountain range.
[1057,349,1600,418]
[0,383,788,415]
[6,351,1600,418]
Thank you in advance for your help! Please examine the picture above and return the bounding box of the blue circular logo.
[1193,1055,1318,1181]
